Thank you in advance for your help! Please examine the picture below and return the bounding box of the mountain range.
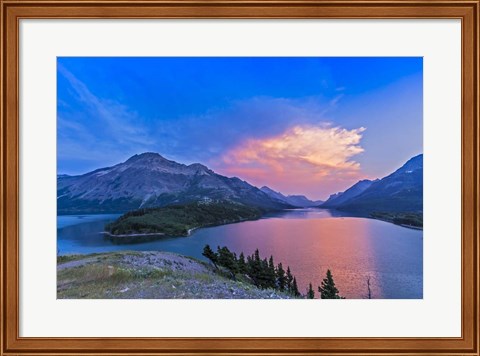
[321,179,377,208]
[58,152,423,214]
[320,154,423,212]
[57,153,292,214]
[260,186,323,207]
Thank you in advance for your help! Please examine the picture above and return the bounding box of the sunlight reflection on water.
[57,209,422,299]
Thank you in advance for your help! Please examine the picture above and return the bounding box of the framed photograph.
[1,1,478,355]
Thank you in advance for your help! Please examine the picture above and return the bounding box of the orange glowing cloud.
[211,125,367,200]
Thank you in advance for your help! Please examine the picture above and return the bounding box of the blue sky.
[57,57,422,200]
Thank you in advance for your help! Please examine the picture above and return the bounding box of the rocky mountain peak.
[126,152,170,164]
[57,152,292,214]
[188,163,211,172]
[395,154,423,174]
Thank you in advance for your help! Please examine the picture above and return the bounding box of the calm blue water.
[57,209,423,299]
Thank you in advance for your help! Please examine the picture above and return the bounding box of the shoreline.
[314,208,423,231]
[105,215,262,241]
[398,223,423,230]
[102,231,165,238]
[368,217,423,230]
[187,227,198,236]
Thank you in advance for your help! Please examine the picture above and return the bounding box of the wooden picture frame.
[1,1,478,355]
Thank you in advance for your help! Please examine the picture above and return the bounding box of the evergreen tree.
[276,262,287,291]
[246,254,253,267]
[254,249,261,263]
[247,249,263,287]
[306,283,315,299]
[238,252,247,274]
[267,256,276,288]
[286,266,294,293]
[318,269,344,299]
[205,245,304,297]
[202,244,218,269]
[256,258,270,289]
[292,277,300,297]
[217,246,238,279]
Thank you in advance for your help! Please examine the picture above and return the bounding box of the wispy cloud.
[329,94,344,107]
[212,124,367,199]
[57,65,155,171]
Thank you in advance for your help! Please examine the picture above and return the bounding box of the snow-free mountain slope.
[57,152,292,214]
[260,186,322,207]
[321,154,423,212]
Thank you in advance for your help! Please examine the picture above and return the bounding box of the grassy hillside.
[105,201,263,237]
[57,251,296,299]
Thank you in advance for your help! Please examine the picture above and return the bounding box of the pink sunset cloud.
[211,125,368,200]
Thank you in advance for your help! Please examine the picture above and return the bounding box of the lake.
[57,209,423,299]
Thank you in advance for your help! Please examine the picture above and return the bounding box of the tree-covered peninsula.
[105,201,263,238]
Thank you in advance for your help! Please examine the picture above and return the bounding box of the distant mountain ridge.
[57,152,292,214]
[320,154,423,212]
[321,179,376,208]
[260,186,323,207]
[58,152,422,215]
